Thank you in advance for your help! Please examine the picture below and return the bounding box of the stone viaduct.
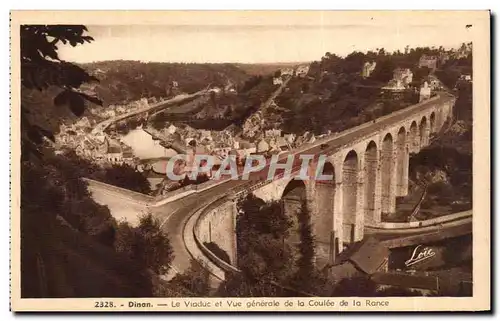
[195,94,456,269]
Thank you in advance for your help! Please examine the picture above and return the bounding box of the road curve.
[92,90,207,134]
[151,180,247,277]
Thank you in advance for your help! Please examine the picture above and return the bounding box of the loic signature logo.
[404,245,436,267]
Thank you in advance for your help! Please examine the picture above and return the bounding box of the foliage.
[19,25,174,298]
[83,60,249,106]
[22,153,116,245]
[57,150,152,195]
[408,74,472,209]
[240,75,264,93]
[273,45,472,135]
[412,66,431,83]
[114,213,174,275]
[21,25,102,158]
[167,259,211,297]
[295,201,315,277]
[331,276,379,296]
[370,58,396,83]
[216,272,286,297]
[216,195,294,296]
[95,163,152,194]
[20,155,160,297]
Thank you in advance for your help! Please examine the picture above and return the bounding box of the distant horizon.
[58,23,474,64]
[77,59,313,65]
[70,43,468,66]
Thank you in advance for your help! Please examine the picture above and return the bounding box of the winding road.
[92,89,208,134]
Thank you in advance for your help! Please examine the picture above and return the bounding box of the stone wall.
[195,197,238,266]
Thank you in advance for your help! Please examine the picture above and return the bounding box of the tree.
[168,259,211,297]
[371,59,395,83]
[114,213,174,275]
[332,276,378,296]
[21,25,102,158]
[96,163,152,194]
[20,25,156,298]
[284,200,335,296]
[413,66,431,83]
[216,195,294,296]
[295,200,315,276]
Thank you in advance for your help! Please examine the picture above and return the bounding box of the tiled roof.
[107,146,122,154]
[349,237,389,275]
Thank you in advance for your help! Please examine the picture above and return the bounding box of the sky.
[57,13,476,64]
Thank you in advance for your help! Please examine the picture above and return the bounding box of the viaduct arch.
[191,95,457,270]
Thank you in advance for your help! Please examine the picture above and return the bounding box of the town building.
[438,52,450,66]
[256,139,270,153]
[454,43,472,59]
[274,136,290,151]
[185,137,196,146]
[295,65,310,78]
[306,133,316,144]
[382,79,406,91]
[418,55,438,72]
[284,133,296,145]
[273,77,283,85]
[381,79,407,100]
[265,128,282,138]
[427,75,444,90]
[280,67,294,77]
[122,148,135,165]
[393,68,413,86]
[362,61,377,78]
[459,74,472,82]
[75,116,91,129]
[106,145,123,164]
[165,124,177,135]
[419,81,431,102]
[198,130,212,142]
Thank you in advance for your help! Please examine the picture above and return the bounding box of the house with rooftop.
[419,81,431,102]
[280,67,294,77]
[273,77,283,85]
[393,68,413,86]
[362,61,377,78]
[106,145,123,164]
[295,64,310,78]
[418,54,438,72]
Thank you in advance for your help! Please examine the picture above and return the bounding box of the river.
[120,128,177,160]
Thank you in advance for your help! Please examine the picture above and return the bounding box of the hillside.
[147,46,472,138]
[234,62,307,76]
[81,60,252,106]
[150,74,280,132]
[262,47,470,135]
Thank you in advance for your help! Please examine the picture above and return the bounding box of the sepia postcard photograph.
[9,10,490,312]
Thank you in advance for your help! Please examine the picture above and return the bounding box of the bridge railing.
[366,210,472,230]
[284,94,451,159]
[183,194,240,281]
